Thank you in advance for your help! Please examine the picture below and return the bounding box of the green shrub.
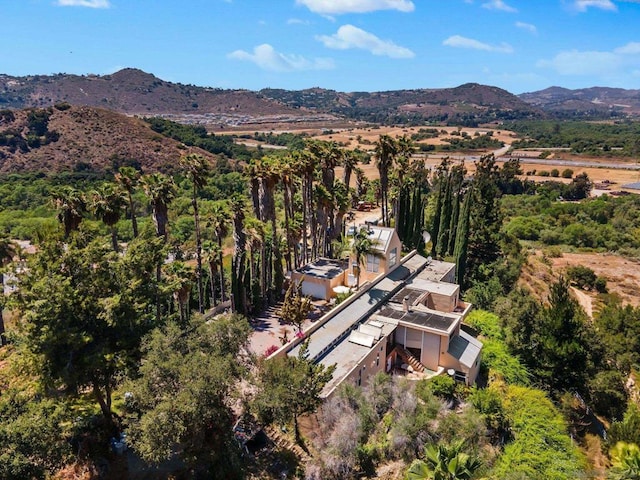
[566,265,597,290]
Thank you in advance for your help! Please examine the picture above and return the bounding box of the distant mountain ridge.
[518,86,640,117]
[1,69,540,126]
[2,68,639,124]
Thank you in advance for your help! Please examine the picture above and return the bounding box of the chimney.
[402,295,410,313]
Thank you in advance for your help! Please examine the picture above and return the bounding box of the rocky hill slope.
[0,104,217,174]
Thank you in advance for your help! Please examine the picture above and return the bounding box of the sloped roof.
[448,330,482,368]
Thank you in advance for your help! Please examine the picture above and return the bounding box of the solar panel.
[359,324,382,340]
[348,331,375,348]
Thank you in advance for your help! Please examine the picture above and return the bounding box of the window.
[389,247,397,267]
[366,253,380,273]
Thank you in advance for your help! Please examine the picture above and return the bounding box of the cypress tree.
[436,172,453,258]
[454,187,472,287]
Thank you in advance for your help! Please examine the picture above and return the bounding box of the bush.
[561,168,574,178]
[594,276,608,293]
[550,168,560,177]
[418,375,456,400]
[566,265,597,290]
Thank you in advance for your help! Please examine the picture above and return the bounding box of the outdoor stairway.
[394,346,426,373]
[263,425,311,463]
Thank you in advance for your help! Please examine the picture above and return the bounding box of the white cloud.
[538,42,640,76]
[515,21,537,34]
[227,44,334,72]
[296,0,414,15]
[614,42,640,54]
[482,0,517,12]
[573,0,617,11]
[287,18,310,25]
[56,0,110,7]
[443,35,514,53]
[317,24,414,58]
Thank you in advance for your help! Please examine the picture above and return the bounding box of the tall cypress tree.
[454,187,472,287]
[436,172,453,258]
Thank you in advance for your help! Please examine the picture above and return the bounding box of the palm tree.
[342,149,358,189]
[202,240,221,306]
[91,183,127,252]
[208,202,229,303]
[230,196,248,315]
[406,442,481,480]
[374,135,398,227]
[52,186,86,238]
[115,166,140,238]
[351,226,379,289]
[166,261,194,324]
[180,153,211,314]
[0,236,16,346]
[140,173,177,241]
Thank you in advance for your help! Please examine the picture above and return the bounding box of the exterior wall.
[438,350,481,385]
[430,291,458,313]
[340,339,388,390]
[421,332,441,371]
[439,265,456,283]
[350,229,402,285]
[290,269,347,301]
[291,272,331,300]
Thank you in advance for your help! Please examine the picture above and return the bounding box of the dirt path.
[570,286,593,319]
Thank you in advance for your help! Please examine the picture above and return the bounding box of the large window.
[389,247,397,267]
[366,254,380,273]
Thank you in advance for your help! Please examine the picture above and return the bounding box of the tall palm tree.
[115,166,140,238]
[406,442,481,480]
[180,153,211,314]
[0,236,16,346]
[202,240,221,306]
[140,173,177,241]
[342,149,358,189]
[166,261,194,324]
[277,156,297,270]
[52,186,86,238]
[208,202,229,303]
[374,135,398,227]
[230,196,248,315]
[91,183,127,252]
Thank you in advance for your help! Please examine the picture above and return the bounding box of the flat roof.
[286,253,431,395]
[389,287,427,306]
[409,278,459,297]
[294,258,346,280]
[416,259,456,282]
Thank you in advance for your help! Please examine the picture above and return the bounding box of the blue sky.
[2,0,640,94]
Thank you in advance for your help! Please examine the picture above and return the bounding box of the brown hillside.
[0,105,217,173]
[0,68,301,116]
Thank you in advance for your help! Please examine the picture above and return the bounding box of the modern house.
[290,225,402,301]
[276,249,481,398]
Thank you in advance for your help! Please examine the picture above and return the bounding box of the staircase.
[263,425,312,463]
[394,346,426,373]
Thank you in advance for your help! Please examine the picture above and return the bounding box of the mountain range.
[4,68,640,128]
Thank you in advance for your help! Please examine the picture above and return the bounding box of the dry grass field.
[233,124,640,190]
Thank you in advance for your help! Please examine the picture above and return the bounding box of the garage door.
[301,281,327,300]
